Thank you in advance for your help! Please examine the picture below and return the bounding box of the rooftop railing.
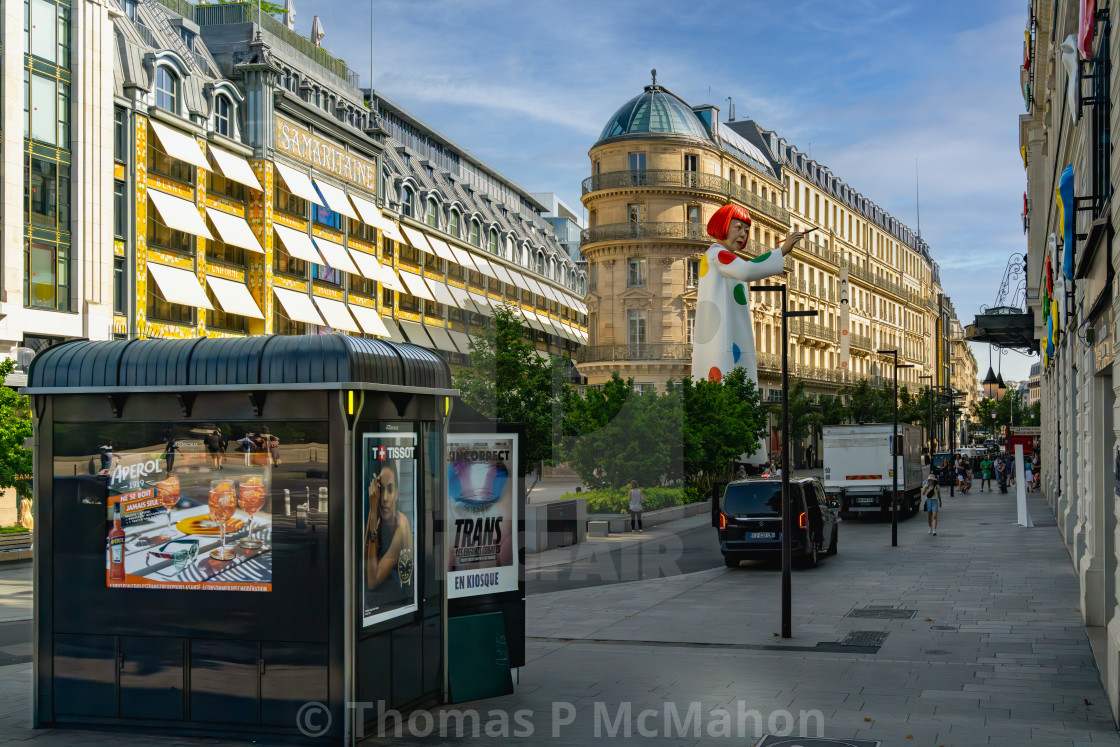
[583,169,790,224]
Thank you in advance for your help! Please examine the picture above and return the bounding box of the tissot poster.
[446,434,518,598]
[362,432,418,626]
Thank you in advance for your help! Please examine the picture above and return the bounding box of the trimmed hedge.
[563,486,701,514]
[0,526,30,534]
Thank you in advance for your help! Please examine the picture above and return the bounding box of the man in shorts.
[979,455,993,492]
[923,473,941,535]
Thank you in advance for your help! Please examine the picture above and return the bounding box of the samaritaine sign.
[274,114,378,193]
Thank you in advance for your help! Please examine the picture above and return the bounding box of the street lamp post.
[878,350,914,547]
[751,282,817,639]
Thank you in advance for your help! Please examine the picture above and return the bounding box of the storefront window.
[274,308,308,335]
[207,170,245,203]
[273,244,307,278]
[146,283,195,325]
[206,288,248,333]
[207,236,246,268]
[348,273,376,297]
[274,180,307,219]
[148,140,194,185]
[147,216,193,257]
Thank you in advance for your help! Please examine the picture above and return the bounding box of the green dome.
[598,85,710,142]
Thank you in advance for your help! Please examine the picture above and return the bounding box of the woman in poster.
[364,461,414,600]
[691,204,809,464]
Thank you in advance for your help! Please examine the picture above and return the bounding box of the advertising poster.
[362,432,418,627]
[102,428,273,592]
[446,434,518,598]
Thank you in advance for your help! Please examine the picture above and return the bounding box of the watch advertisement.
[446,434,518,598]
[362,432,418,627]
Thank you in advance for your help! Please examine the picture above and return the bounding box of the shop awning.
[447,284,480,314]
[380,217,406,244]
[423,233,458,262]
[424,324,459,353]
[449,245,480,274]
[398,271,435,301]
[273,224,323,264]
[208,147,262,191]
[379,315,406,343]
[148,190,213,240]
[539,284,560,303]
[378,267,405,293]
[313,237,359,275]
[448,329,473,354]
[425,279,458,308]
[205,208,263,253]
[348,248,383,279]
[468,291,492,312]
[348,192,384,226]
[347,304,390,336]
[274,162,324,206]
[148,261,214,309]
[400,225,434,254]
[521,311,545,332]
[313,178,359,221]
[313,296,360,333]
[273,286,325,326]
[399,320,433,348]
[490,263,515,286]
[471,254,497,278]
[205,275,263,318]
[523,276,545,296]
[149,120,211,171]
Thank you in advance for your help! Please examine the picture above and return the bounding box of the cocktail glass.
[238,476,266,549]
[208,479,237,560]
[156,474,181,538]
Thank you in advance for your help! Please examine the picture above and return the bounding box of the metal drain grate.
[847,606,916,620]
[840,630,889,647]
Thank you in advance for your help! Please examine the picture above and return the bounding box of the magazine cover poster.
[362,432,418,627]
[446,434,518,598]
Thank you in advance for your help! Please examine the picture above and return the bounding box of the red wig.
[706,204,752,241]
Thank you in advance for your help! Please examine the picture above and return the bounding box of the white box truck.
[822,423,925,518]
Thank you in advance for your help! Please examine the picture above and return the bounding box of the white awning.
[313,237,359,275]
[425,279,458,308]
[468,291,492,311]
[522,311,545,332]
[313,296,360,332]
[398,271,435,301]
[348,192,384,226]
[148,190,213,240]
[423,233,458,262]
[378,267,405,293]
[449,245,480,273]
[539,284,560,303]
[471,254,497,278]
[489,263,515,285]
[205,208,263,253]
[149,120,210,171]
[313,178,359,220]
[505,268,529,290]
[208,147,262,191]
[273,224,324,264]
[380,316,406,343]
[400,225,434,254]
[424,324,459,353]
[347,304,390,336]
[274,162,325,206]
[523,276,545,296]
[273,286,325,326]
[448,329,473,353]
[447,284,479,313]
[205,275,263,318]
[348,248,383,279]
[399,320,433,347]
[148,262,214,309]
[380,217,406,244]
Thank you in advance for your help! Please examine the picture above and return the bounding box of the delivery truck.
[822,423,924,519]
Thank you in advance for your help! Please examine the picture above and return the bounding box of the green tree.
[0,360,33,502]
[846,379,894,423]
[199,0,288,16]
[453,305,562,473]
[818,393,848,426]
[682,368,767,491]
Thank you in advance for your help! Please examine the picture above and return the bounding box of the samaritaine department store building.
[109,1,587,363]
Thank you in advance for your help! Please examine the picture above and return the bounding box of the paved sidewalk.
[1,491,1117,745]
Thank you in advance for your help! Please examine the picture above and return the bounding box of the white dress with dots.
[691,243,785,462]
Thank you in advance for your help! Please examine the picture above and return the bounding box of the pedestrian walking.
[805,444,814,469]
[979,455,993,492]
[164,431,183,474]
[269,435,281,466]
[238,434,255,466]
[955,456,968,494]
[628,481,644,533]
[922,473,941,535]
[206,428,225,470]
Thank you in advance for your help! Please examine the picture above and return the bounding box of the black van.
[716,477,839,568]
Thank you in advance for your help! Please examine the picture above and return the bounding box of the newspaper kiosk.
[25,334,463,744]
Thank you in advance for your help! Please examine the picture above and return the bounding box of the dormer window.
[469,219,481,247]
[214,95,231,137]
[426,196,439,228]
[178,27,194,51]
[449,209,461,237]
[401,186,414,218]
[155,66,179,113]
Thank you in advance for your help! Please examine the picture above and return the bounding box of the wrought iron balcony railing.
[582,169,790,224]
[575,343,693,364]
[581,221,708,246]
[790,320,837,343]
[849,333,873,351]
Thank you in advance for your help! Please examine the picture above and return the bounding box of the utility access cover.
[846,606,916,620]
[756,737,881,747]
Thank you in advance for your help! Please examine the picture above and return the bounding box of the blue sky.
[295,0,1036,383]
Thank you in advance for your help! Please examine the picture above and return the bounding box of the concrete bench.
[0,531,32,562]
[587,501,711,535]
[587,521,610,537]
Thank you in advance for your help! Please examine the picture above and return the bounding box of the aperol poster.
[446,434,518,598]
[102,434,274,592]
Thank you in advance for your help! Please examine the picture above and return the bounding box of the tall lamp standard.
[751,281,817,639]
[878,350,914,547]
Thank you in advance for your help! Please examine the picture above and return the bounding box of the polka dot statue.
[691,204,810,463]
